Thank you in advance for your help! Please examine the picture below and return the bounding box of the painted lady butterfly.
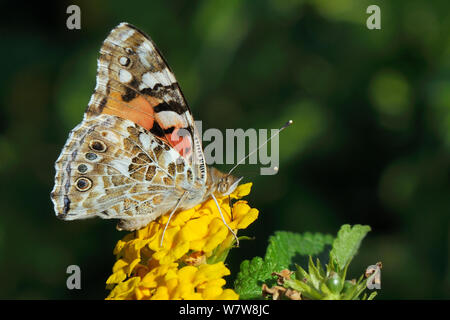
[51,23,242,232]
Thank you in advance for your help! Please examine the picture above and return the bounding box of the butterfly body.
[51,23,240,231]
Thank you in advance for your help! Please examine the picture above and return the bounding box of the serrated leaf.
[265,231,334,270]
[234,257,271,300]
[234,231,333,299]
[330,224,371,271]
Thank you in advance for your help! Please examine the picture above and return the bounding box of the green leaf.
[284,278,323,300]
[330,224,371,271]
[366,291,378,300]
[316,258,326,278]
[319,280,333,297]
[353,275,370,300]
[234,257,272,299]
[265,231,334,270]
[341,274,367,300]
[234,231,333,299]
[307,256,322,289]
[294,264,309,281]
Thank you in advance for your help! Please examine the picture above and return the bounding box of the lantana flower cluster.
[106,183,258,300]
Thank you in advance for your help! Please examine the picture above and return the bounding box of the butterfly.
[51,23,242,234]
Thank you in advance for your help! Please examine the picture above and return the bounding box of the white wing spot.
[137,42,154,68]
[140,72,159,90]
[119,56,130,66]
[139,69,177,90]
[139,133,151,150]
[116,28,135,42]
[155,111,188,128]
[167,69,176,83]
[119,69,133,83]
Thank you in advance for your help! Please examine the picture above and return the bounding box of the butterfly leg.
[160,191,189,247]
[228,195,234,221]
[211,194,239,247]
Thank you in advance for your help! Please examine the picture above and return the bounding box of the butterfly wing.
[88,22,206,183]
[51,114,195,230]
[51,23,205,230]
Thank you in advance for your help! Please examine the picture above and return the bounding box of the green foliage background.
[1,0,449,299]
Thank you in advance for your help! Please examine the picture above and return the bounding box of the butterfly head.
[208,167,243,197]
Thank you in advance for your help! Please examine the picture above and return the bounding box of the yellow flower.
[106,183,257,300]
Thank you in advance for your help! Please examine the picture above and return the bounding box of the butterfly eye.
[75,177,92,192]
[218,181,228,194]
[89,140,107,152]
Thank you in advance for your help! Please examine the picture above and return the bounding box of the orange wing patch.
[102,91,160,131]
[101,92,193,160]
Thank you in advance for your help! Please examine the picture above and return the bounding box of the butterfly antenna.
[227,120,293,176]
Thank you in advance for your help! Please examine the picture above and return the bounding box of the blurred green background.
[1,0,449,299]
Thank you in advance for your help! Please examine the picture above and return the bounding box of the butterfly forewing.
[87,23,206,182]
[51,23,209,230]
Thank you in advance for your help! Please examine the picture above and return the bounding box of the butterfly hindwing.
[51,114,193,228]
